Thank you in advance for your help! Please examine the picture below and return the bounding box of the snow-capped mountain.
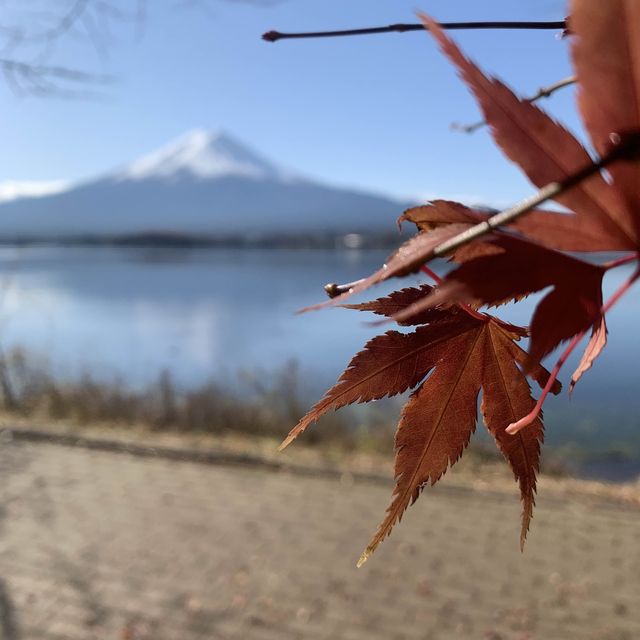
[0,130,410,240]
[117,129,292,182]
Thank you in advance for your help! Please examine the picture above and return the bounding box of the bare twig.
[0,59,112,83]
[0,0,144,96]
[324,281,365,299]
[263,20,567,43]
[324,132,640,299]
[430,132,640,259]
[18,0,91,45]
[0,58,113,97]
[453,75,577,134]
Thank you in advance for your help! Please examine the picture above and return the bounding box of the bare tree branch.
[452,75,577,134]
[429,135,639,258]
[263,20,568,43]
[15,0,91,45]
[0,57,113,97]
[324,132,640,298]
[0,0,143,96]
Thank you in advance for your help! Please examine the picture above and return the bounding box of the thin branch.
[263,20,567,43]
[0,59,113,83]
[506,266,640,435]
[430,132,640,260]
[21,0,91,45]
[0,57,114,97]
[324,280,365,299]
[453,75,577,134]
[0,1,144,96]
[324,132,640,299]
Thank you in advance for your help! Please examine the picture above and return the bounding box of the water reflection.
[0,246,639,477]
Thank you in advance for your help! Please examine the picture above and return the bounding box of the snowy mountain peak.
[0,127,409,239]
[120,129,286,182]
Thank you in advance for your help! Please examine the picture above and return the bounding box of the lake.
[1,245,639,479]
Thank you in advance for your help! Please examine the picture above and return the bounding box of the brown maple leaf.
[342,284,455,325]
[356,313,559,566]
[279,311,471,451]
[284,4,640,564]
[419,12,637,250]
[282,289,560,563]
[389,235,605,365]
[570,316,608,394]
[376,14,635,370]
[570,0,640,238]
[402,200,625,254]
[301,8,639,314]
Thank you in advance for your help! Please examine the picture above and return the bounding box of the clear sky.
[0,0,577,205]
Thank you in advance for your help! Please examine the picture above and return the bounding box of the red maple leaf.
[285,2,640,563]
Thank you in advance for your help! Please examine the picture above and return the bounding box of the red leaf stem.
[420,265,487,323]
[506,267,640,434]
[603,253,640,270]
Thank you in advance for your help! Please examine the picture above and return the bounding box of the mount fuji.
[0,130,411,241]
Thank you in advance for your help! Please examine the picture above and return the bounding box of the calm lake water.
[1,246,639,479]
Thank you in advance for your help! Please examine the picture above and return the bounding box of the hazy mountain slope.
[0,130,410,238]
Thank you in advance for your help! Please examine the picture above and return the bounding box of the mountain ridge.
[113,129,295,183]
[0,130,411,240]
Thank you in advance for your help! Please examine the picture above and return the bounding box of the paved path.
[0,439,639,640]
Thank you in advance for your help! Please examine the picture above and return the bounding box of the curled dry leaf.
[570,316,608,394]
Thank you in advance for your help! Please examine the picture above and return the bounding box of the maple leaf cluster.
[280,0,640,565]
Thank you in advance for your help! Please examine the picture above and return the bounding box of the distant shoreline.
[0,231,408,250]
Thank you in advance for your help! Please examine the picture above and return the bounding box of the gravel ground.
[0,436,639,640]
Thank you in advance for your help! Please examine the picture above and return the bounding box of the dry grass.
[0,347,396,452]
[0,347,575,479]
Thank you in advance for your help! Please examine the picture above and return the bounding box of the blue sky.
[0,0,576,205]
